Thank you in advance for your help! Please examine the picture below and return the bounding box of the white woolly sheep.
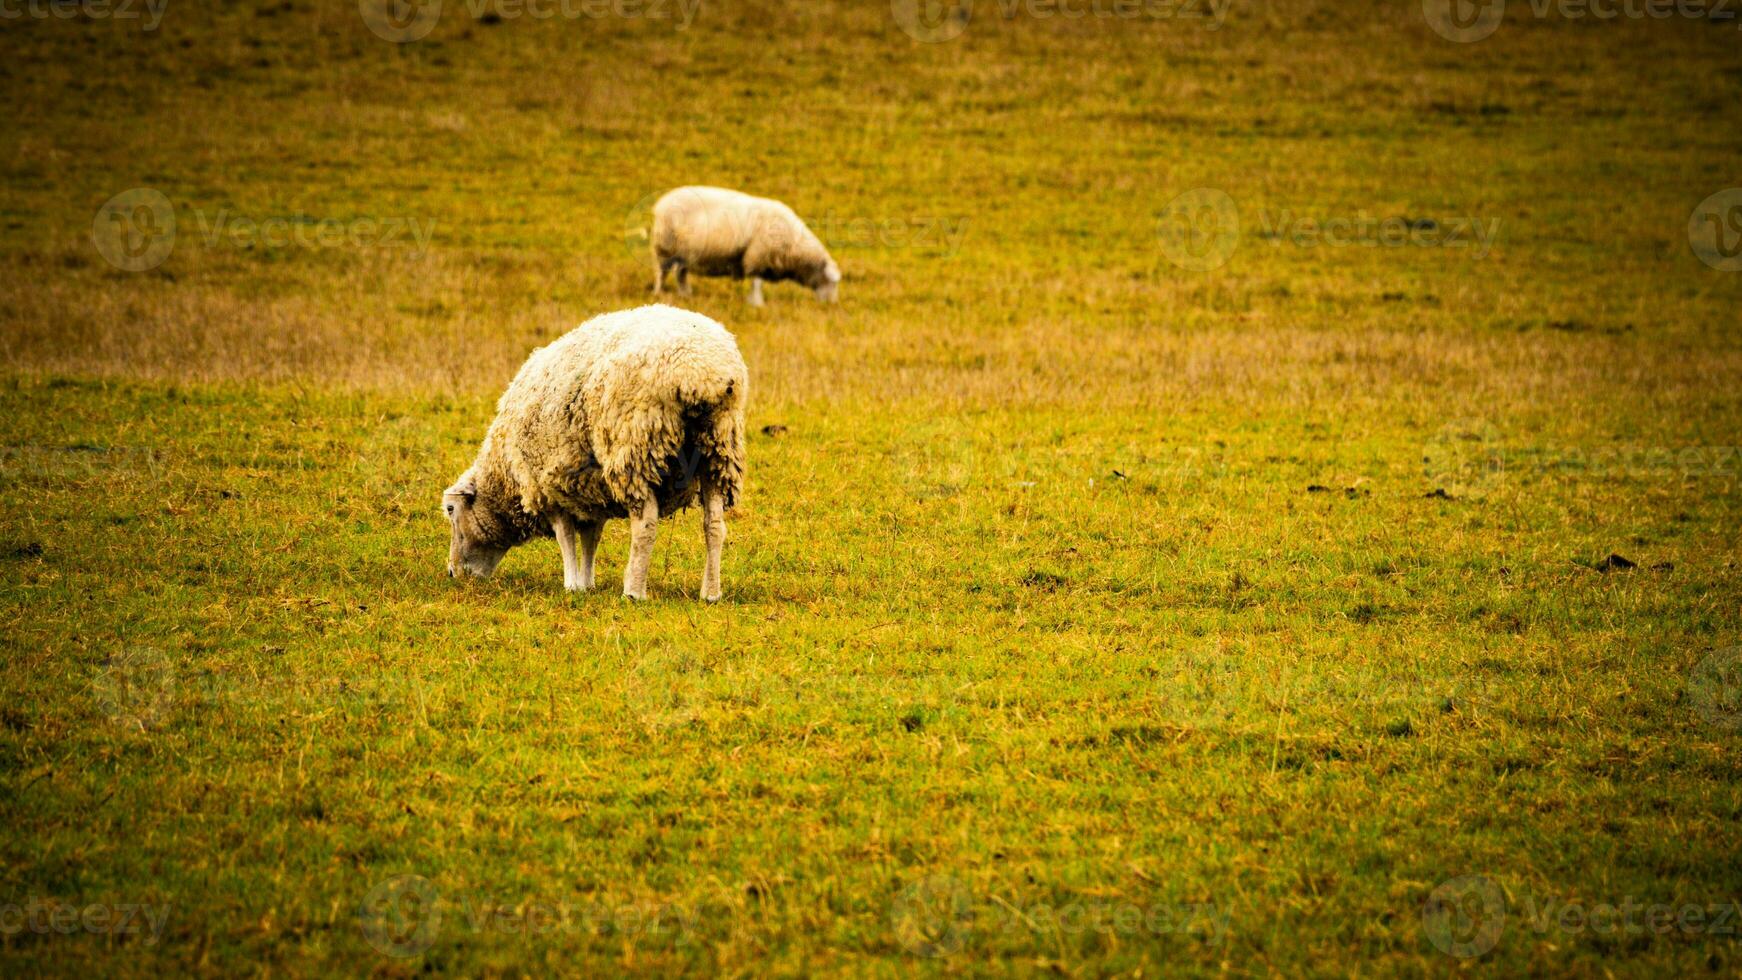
[443,304,748,601]
[651,186,842,306]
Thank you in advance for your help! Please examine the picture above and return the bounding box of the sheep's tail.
[681,372,747,511]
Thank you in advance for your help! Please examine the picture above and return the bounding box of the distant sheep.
[651,186,841,306]
[443,304,748,601]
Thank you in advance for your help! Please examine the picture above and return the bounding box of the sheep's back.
[486,305,747,519]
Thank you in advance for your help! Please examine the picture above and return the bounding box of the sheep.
[650,186,842,306]
[443,304,748,601]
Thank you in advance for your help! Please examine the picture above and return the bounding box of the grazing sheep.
[651,186,842,306]
[443,304,748,601]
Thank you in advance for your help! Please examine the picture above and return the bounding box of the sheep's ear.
[444,477,477,505]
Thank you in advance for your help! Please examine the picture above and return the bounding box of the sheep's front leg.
[576,519,604,590]
[552,514,584,592]
[675,265,691,298]
[624,498,658,600]
[700,480,726,603]
[747,276,765,307]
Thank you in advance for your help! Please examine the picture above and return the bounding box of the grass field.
[3,0,1742,974]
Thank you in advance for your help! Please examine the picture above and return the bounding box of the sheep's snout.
[443,486,506,580]
[815,261,841,303]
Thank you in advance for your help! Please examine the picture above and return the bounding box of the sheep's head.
[443,474,509,579]
[813,259,842,303]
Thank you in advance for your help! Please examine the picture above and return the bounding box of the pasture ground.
[2,0,1741,974]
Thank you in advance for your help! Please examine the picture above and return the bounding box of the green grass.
[3,0,1742,975]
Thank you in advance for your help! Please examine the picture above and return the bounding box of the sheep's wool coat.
[466,305,748,541]
[653,186,836,286]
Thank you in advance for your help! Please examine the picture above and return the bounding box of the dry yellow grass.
[2,0,1741,975]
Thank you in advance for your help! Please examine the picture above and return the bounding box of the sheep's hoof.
[622,590,647,601]
[702,592,721,604]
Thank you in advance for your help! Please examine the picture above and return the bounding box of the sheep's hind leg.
[553,514,583,592]
[700,479,726,602]
[675,265,692,298]
[747,277,765,307]
[577,520,604,590]
[624,498,658,600]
